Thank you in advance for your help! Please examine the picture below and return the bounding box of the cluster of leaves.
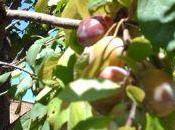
[1,0,175,130]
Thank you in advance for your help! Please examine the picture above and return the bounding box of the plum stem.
[125,103,137,127]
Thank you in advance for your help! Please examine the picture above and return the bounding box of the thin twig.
[6,9,81,29]
[0,91,8,96]
[14,57,26,66]
[123,28,131,43]
[125,103,137,127]
[122,28,131,55]
[113,19,125,37]
[0,61,35,77]
[12,48,25,64]
[5,20,20,30]
[104,23,117,36]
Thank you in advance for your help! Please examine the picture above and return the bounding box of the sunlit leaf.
[48,0,59,6]
[73,116,111,130]
[145,113,165,130]
[11,69,22,78]
[88,0,113,11]
[74,53,89,79]
[56,108,69,129]
[35,86,52,102]
[118,126,136,130]
[47,97,68,130]
[15,75,33,98]
[65,29,84,55]
[41,120,50,130]
[30,103,47,121]
[58,79,120,102]
[126,85,145,104]
[54,47,77,84]
[68,101,92,130]
[13,111,32,130]
[0,72,11,85]
[35,0,49,13]
[118,0,132,8]
[26,37,53,67]
[38,56,58,80]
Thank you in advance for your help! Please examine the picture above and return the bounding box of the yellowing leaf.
[61,0,79,19]
[39,56,59,80]
[126,85,145,104]
[68,101,92,130]
[76,0,90,18]
[35,0,49,13]
[118,126,136,130]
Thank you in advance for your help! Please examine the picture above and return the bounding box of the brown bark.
[0,95,10,130]
[6,9,81,29]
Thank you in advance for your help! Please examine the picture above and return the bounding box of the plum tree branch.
[0,61,36,77]
[6,9,81,29]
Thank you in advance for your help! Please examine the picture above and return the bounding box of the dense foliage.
[1,0,175,130]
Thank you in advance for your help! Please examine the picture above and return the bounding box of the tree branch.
[6,9,81,29]
[0,61,35,77]
[125,103,137,127]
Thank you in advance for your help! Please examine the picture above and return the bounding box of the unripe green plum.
[84,36,125,67]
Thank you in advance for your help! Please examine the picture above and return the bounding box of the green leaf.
[137,0,175,51]
[126,85,145,104]
[61,0,79,19]
[73,117,111,130]
[13,111,32,130]
[35,86,52,102]
[13,110,47,130]
[38,56,58,80]
[110,103,128,126]
[68,101,92,130]
[58,79,120,102]
[0,72,10,85]
[66,30,84,54]
[74,53,89,79]
[127,37,153,61]
[161,111,175,130]
[26,37,52,67]
[47,97,70,130]
[121,56,138,74]
[56,108,69,130]
[42,120,50,130]
[24,0,33,4]
[54,47,77,85]
[48,0,59,6]
[88,0,113,11]
[35,0,49,13]
[118,0,132,8]
[11,69,22,79]
[30,103,47,121]
[118,126,136,130]
[15,75,33,98]
[145,113,165,130]
[36,48,55,60]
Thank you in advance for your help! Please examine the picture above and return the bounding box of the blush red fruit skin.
[99,66,128,82]
[77,16,114,47]
[92,16,114,31]
[140,69,175,117]
[92,67,129,114]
